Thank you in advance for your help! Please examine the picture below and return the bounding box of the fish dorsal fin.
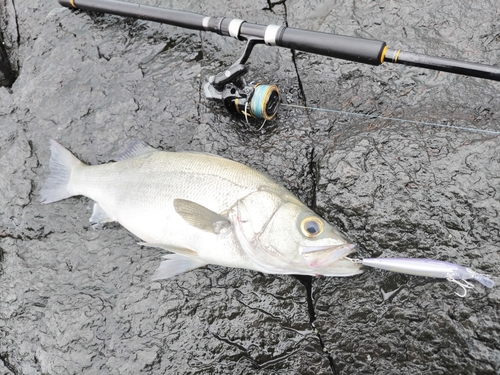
[173,199,231,234]
[116,140,156,161]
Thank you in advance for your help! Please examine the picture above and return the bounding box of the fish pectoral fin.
[89,203,115,224]
[138,242,198,256]
[173,199,231,234]
[152,254,207,280]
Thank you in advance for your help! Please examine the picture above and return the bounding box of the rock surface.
[0,0,498,374]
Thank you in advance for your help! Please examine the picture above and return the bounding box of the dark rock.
[0,0,498,374]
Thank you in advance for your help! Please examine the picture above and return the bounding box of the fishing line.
[250,84,280,120]
[282,103,500,135]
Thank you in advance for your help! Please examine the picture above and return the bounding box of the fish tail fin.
[40,139,84,204]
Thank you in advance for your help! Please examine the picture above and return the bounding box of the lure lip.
[472,273,495,288]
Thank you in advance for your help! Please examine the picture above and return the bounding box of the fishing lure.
[347,257,495,297]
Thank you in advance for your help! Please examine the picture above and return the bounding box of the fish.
[40,139,362,280]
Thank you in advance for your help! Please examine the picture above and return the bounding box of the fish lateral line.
[345,256,495,298]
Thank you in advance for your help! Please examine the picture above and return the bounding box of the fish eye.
[300,217,324,238]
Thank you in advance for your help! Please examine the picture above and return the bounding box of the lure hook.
[446,277,474,298]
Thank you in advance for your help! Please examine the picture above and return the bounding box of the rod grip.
[278,28,387,66]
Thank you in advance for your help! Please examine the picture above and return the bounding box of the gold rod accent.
[394,49,401,63]
[380,45,388,63]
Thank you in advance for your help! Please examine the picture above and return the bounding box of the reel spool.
[223,83,280,121]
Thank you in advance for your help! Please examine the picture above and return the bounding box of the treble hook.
[446,277,475,298]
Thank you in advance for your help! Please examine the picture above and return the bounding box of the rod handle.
[278,28,387,66]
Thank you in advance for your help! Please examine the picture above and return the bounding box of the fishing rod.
[58,0,500,122]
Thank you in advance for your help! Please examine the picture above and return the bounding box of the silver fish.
[41,140,362,280]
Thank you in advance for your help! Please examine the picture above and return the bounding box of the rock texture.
[0,0,498,374]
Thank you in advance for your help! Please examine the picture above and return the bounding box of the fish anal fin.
[152,254,207,280]
[89,203,115,224]
[173,198,231,234]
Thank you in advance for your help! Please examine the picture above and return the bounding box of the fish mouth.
[301,243,357,269]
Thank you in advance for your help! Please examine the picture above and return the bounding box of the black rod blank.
[59,0,207,31]
[384,49,500,81]
[58,0,500,81]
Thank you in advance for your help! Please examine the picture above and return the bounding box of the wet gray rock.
[313,128,500,374]
[0,0,18,86]
[0,38,14,87]
[0,0,498,374]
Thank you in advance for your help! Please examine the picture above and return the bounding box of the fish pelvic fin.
[152,254,207,280]
[40,140,84,204]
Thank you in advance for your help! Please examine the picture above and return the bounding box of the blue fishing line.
[282,104,500,135]
[250,85,267,119]
[251,84,277,119]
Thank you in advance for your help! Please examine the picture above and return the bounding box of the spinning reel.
[203,38,281,121]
